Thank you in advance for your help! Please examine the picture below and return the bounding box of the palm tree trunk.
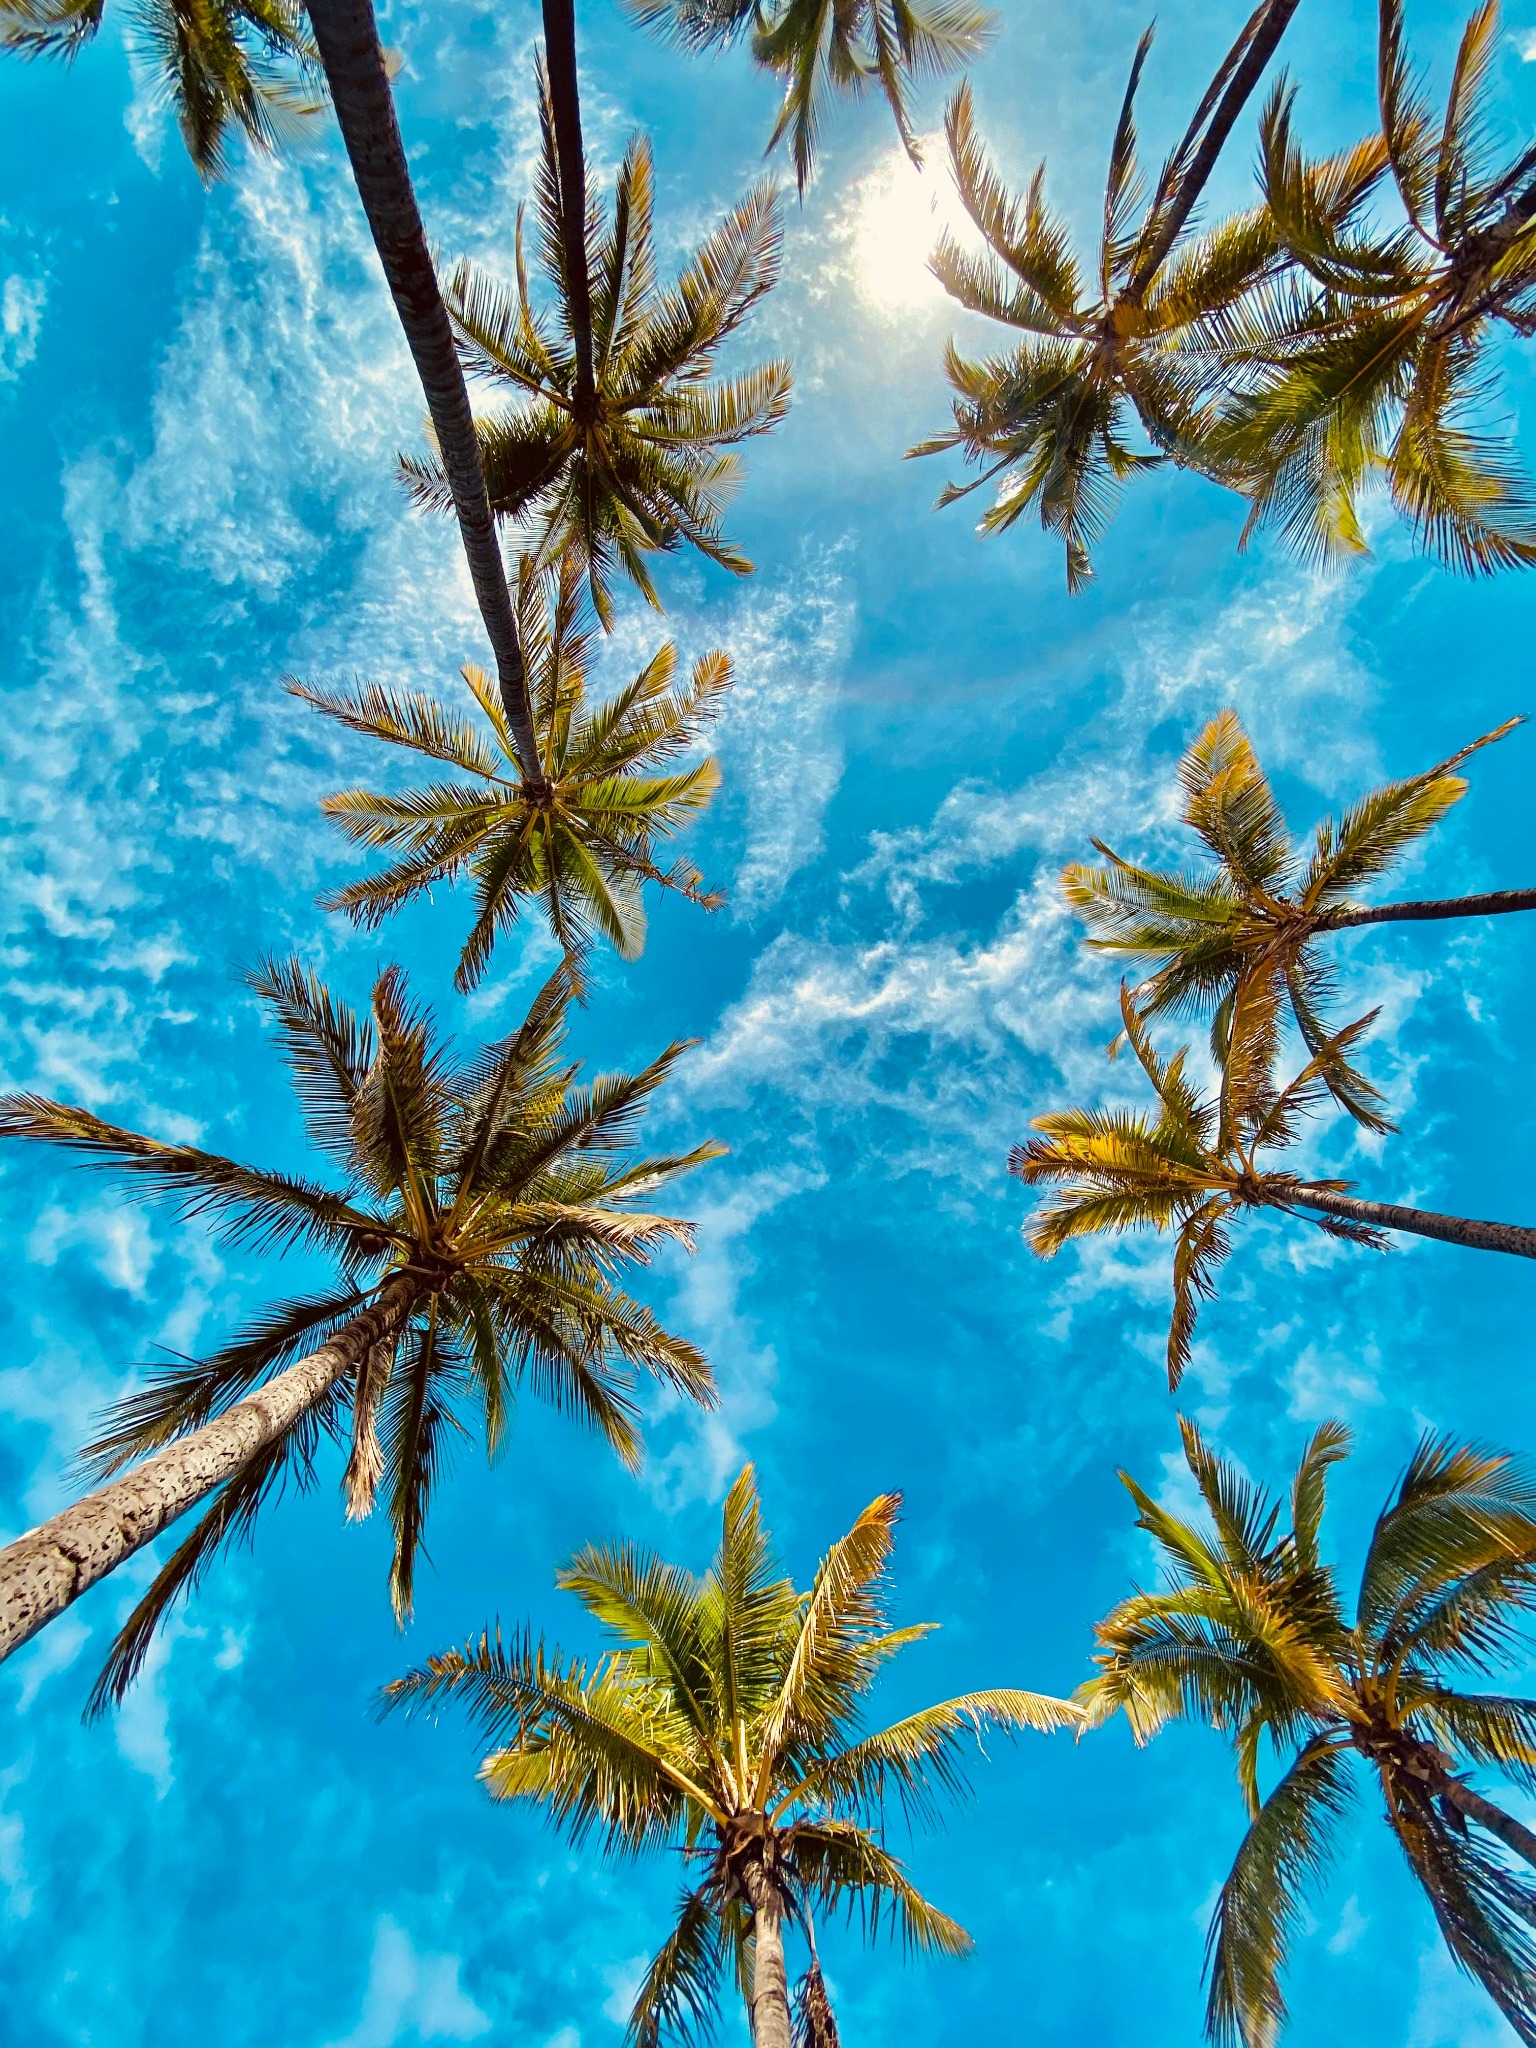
[1287,1186,1536,1260]
[541,0,597,420]
[303,0,543,782]
[745,1876,793,2048]
[1128,0,1302,295]
[1441,1777,1536,1870]
[0,1273,418,1667]
[1319,888,1536,929]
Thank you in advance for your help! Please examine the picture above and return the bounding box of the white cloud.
[28,1200,158,1298]
[0,270,44,383]
[648,1169,818,1507]
[713,546,853,918]
[324,1916,491,2048]
[10,1615,88,1717]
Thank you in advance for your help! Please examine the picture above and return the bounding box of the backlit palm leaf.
[386,1465,1078,2045]
[0,0,321,178]
[1063,706,1525,1124]
[626,0,991,190]
[295,551,729,989]
[404,75,791,623]
[1087,1420,1536,2044]
[0,962,719,1703]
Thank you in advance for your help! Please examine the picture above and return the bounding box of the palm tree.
[625,0,993,194]
[1063,708,1535,1128]
[1014,979,1536,1386]
[304,0,542,780]
[1210,0,1536,572]
[910,0,1314,590]
[1083,1416,1536,2045]
[385,1463,1080,2048]
[0,0,319,177]
[292,551,729,989]
[0,962,719,1705]
[401,58,792,628]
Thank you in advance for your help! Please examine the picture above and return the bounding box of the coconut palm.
[625,0,992,194]
[0,962,719,1705]
[1063,708,1535,1128]
[1083,1416,1536,2045]
[401,59,792,628]
[1210,0,1536,572]
[0,0,319,177]
[385,1463,1080,2048]
[910,0,1316,590]
[1014,977,1536,1385]
[292,552,728,989]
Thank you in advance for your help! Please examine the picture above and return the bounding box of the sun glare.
[845,138,977,319]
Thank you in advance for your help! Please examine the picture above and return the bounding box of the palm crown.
[293,552,729,989]
[0,961,718,1705]
[1083,1417,1536,2046]
[1062,709,1521,1127]
[386,1463,1078,2047]
[1014,979,1387,1385]
[1207,0,1536,573]
[0,0,319,177]
[625,0,992,192]
[402,69,792,626]
[912,30,1291,590]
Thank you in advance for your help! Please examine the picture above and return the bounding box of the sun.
[842,136,978,318]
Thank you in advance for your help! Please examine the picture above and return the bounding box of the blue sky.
[3,0,1536,2041]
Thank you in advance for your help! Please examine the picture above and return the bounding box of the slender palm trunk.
[1129,0,1303,294]
[1442,1777,1536,1870]
[1286,1186,1536,1261]
[1319,888,1536,929]
[746,1877,793,2048]
[541,0,596,418]
[0,1273,418,1667]
[303,0,543,781]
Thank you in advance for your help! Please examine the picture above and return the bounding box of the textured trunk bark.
[541,0,596,418]
[1129,0,1303,294]
[1319,888,1536,929]
[303,0,543,779]
[0,1273,418,1667]
[1441,1777,1536,1870]
[1287,1186,1536,1260]
[747,1884,793,2048]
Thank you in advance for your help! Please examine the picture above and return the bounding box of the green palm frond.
[389,1465,1070,2041]
[2,963,718,1699]
[301,551,729,985]
[917,14,1290,587]
[1093,1417,1536,2045]
[1219,0,1536,574]
[0,0,323,178]
[628,0,990,189]
[406,85,789,620]
[1386,1794,1536,2043]
[1205,1736,1354,2048]
[629,1886,727,2048]
[1062,707,1523,1127]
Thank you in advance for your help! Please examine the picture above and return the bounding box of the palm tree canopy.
[401,67,792,626]
[1014,976,1388,1385]
[1209,0,1536,573]
[0,0,321,177]
[625,0,993,192]
[1083,1417,1536,2046]
[1062,707,1521,1122]
[385,1462,1079,2045]
[911,28,1293,590]
[0,961,720,1699]
[293,552,729,989]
